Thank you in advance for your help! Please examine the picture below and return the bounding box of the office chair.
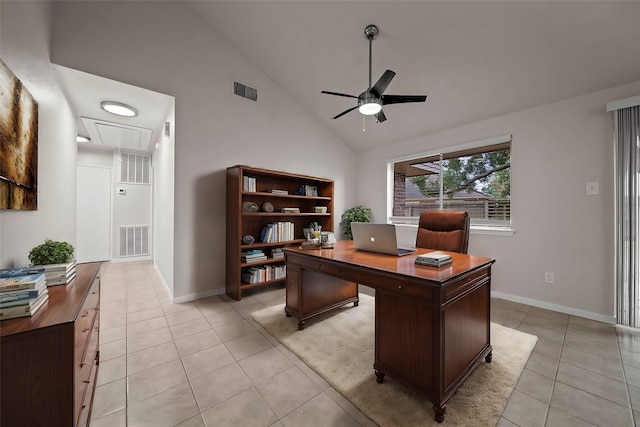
[415,210,470,254]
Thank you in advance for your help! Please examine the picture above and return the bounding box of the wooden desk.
[283,241,494,423]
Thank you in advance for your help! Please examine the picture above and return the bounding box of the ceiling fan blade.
[321,90,358,99]
[371,70,396,97]
[382,94,427,105]
[332,106,358,119]
[375,110,387,123]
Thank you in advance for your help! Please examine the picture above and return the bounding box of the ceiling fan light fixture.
[358,97,382,115]
[100,101,138,117]
[76,135,90,143]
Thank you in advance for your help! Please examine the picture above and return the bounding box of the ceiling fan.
[322,24,427,123]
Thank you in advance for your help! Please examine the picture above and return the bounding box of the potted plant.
[341,205,372,240]
[28,239,75,266]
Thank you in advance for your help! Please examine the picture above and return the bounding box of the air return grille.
[120,153,150,184]
[119,225,149,257]
[233,82,257,102]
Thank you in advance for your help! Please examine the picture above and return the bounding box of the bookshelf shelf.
[227,165,334,300]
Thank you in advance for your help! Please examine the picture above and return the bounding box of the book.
[243,176,256,192]
[0,292,49,320]
[0,281,47,303]
[46,271,76,286]
[415,252,452,267]
[36,261,76,286]
[242,255,267,263]
[0,266,46,278]
[281,207,300,213]
[0,273,46,292]
[266,189,288,194]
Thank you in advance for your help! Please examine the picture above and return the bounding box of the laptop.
[351,223,416,256]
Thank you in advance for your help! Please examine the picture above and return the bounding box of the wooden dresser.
[0,262,101,427]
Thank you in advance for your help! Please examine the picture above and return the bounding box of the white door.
[76,166,111,263]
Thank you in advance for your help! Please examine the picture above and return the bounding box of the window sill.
[471,226,515,236]
[390,221,515,237]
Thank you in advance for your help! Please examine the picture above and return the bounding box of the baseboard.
[492,291,616,324]
[153,262,173,300]
[172,287,224,304]
[111,255,152,263]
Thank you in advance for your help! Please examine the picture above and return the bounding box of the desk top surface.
[284,240,494,283]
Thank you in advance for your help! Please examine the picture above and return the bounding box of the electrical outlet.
[545,272,555,284]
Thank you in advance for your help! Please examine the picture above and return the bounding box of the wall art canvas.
[0,58,38,210]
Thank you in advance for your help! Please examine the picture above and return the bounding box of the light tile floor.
[92,261,640,427]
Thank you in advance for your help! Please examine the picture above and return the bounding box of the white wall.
[358,79,640,322]
[0,1,78,268]
[152,103,176,296]
[50,1,357,301]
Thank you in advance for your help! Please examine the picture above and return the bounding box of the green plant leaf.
[28,239,75,266]
[341,205,372,240]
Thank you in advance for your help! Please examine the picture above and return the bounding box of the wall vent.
[233,81,258,102]
[120,153,150,184]
[119,225,149,257]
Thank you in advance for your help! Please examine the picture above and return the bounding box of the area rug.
[251,294,537,427]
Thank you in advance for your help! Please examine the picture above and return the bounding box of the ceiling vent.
[234,81,257,102]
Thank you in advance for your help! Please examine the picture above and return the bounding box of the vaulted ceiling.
[187,1,640,151]
[59,1,640,153]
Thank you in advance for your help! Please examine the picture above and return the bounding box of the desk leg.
[374,369,385,383]
[433,404,446,423]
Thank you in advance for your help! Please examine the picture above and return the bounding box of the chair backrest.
[415,210,470,254]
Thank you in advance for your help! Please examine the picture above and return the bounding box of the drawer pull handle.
[83,380,91,384]
[80,363,86,367]
[398,285,403,289]
[83,328,90,332]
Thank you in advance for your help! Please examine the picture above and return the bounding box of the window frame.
[387,134,514,236]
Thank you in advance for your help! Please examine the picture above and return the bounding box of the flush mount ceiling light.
[76,135,90,143]
[100,101,138,117]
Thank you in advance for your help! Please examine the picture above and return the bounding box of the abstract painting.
[0,58,38,210]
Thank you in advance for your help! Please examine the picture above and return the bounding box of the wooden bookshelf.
[226,165,334,300]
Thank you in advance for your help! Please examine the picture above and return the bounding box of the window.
[388,135,512,230]
[120,153,150,184]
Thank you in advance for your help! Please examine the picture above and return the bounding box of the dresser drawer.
[76,351,98,427]
[74,318,98,423]
[74,279,100,366]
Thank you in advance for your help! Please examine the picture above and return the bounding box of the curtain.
[615,105,640,327]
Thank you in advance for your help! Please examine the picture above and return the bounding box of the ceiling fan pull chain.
[363,115,366,132]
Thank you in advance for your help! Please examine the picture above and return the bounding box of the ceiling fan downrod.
[364,24,379,91]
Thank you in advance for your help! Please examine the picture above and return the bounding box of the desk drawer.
[443,268,489,303]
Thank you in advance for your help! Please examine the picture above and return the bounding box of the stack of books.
[271,248,285,259]
[241,264,286,284]
[261,222,295,243]
[40,260,77,286]
[241,250,267,263]
[0,273,49,320]
[415,252,453,268]
[266,189,288,195]
[243,176,256,192]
